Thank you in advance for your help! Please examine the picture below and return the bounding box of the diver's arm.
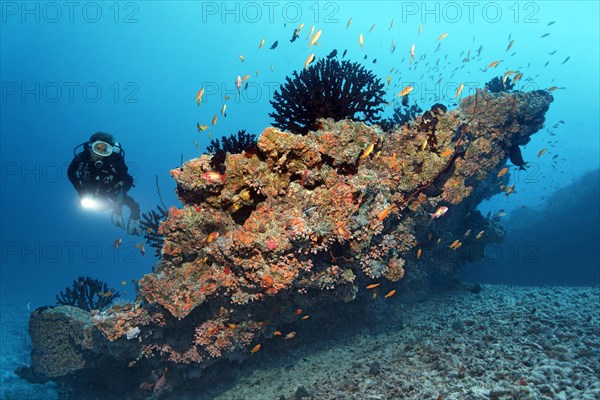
[67,155,84,195]
[113,155,134,192]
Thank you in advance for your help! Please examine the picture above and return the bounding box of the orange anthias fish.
[497,167,508,178]
[360,143,375,159]
[304,53,315,69]
[378,204,396,222]
[212,114,218,126]
[336,226,351,239]
[537,148,547,158]
[251,344,261,353]
[259,38,265,49]
[429,206,448,219]
[201,171,226,184]
[384,290,396,299]
[437,32,448,41]
[513,72,523,82]
[309,29,322,46]
[398,85,413,97]
[195,88,205,106]
[502,71,516,84]
[417,248,422,259]
[440,149,453,157]
[366,283,380,289]
[285,331,296,340]
[487,60,500,68]
[504,184,516,197]
[359,33,364,50]
[140,244,145,256]
[454,83,464,98]
[475,230,485,240]
[206,231,220,243]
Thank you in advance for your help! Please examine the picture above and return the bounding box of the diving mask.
[91,140,113,157]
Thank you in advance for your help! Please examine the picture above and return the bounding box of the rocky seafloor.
[158,285,600,400]
[3,285,598,399]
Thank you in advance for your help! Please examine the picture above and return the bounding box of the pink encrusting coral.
[21,88,553,387]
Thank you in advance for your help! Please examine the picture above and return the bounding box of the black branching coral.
[269,59,386,135]
[379,102,423,132]
[485,76,515,93]
[56,276,119,311]
[141,204,169,256]
[206,130,257,154]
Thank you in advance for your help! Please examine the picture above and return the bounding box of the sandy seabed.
[1,285,599,400]
[204,285,600,400]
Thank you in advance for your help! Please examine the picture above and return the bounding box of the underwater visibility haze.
[1,1,599,399]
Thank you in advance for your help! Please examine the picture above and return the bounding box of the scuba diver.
[68,132,143,236]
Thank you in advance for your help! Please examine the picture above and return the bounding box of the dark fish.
[326,49,337,59]
[548,21,556,26]
[244,82,248,90]
[364,55,367,60]
[540,33,550,38]
[544,61,550,67]
[372,58,377,64]
[509,145,527,170]
[561,56,570,64]
[342,49,347,58]
[549,50,556,55]
[558,120,565,124]
[401,94,409,107]
[270,40,278,50]
[290,29,299,43]
[552,155,559,160]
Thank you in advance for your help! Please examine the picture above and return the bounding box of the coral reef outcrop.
[19,88,553,397]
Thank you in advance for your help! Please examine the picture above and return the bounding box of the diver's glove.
[111,211,126,230]
[127,217,143,236]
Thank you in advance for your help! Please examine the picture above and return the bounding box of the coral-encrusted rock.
[17,306,94,381]
[21,89,553,393]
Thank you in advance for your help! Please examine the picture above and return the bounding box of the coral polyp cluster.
[269,59,386,134]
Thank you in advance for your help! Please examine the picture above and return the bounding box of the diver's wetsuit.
[67,148,140,219]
